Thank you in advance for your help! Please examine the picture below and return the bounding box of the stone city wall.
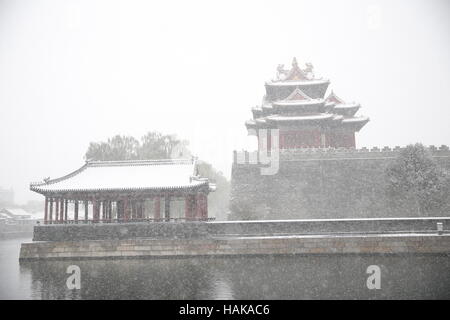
[230,146,450,220]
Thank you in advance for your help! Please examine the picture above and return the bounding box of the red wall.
[274,129,355,149]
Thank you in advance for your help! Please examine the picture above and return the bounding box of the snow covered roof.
[264,114,335,122]
[272,88,324,107]
[0,212,10,219]
[286,87,311,101]
[30,158,210,194]
[0,208,32,218]
[341,116,370,131]
[266,79,330,87]
[342,116,370,123]
[333,102,360,109]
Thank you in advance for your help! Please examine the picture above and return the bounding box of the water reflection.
[20,254,450,299]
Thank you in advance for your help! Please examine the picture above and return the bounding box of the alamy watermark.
[236,129,280,176]
[366,265,381,290]
[66,265,81,290]
[367,4,383,31]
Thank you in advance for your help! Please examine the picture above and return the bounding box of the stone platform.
[20,218,450,260]
[19,233,450,260]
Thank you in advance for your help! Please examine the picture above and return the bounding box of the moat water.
[1,237,449,299]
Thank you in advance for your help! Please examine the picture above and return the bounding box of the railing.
[41,217,216,225]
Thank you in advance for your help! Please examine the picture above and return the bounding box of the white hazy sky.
[1,0,449,204]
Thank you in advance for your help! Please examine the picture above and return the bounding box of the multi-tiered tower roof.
[246,58,369,149]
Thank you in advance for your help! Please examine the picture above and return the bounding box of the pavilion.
[30,158,215,224]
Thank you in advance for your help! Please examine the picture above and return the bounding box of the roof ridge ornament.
[285,57,308,81]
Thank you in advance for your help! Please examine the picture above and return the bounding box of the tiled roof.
[0,208,32,218]
[30,158,209,194]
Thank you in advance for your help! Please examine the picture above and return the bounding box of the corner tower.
[245,58,369,150]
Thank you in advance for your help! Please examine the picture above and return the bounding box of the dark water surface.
[1,238,449,299]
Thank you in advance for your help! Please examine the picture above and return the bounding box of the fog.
[1,0,450,204]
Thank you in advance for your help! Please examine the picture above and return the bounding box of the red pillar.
[102,201,106,221]
[55,198,59,223]
[137,201,143,220]
[64,199,68,222]
[202,194,208,220]
[195,193,208,220]
[74,201,79,222]
[185,195,191,221]
[124,198,130,221]
[106,201,109,220]
[49,198,53,223]
[164,195,171,222]
[44,197,48,224]
[93,200,99,223]
[195,194,202,220]
[84,200,89,222]
[60,198,64,223]
[131,201,135,220]
[108,201,112,221]
[154,196,160,221]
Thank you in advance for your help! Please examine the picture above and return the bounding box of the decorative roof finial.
[292,57,298,68]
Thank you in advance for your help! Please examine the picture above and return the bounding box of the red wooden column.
[108,201,112,221]
[195,193,208,220]
[185,195,193,221]
[202,194,208,220]
[55,199,59,223]
[84,200,89,222]
[139,200,144,219]
[130,201,135,220]
[74,200,79,222]
[93,200,99,223]
[49,198,53,223]
[195,194,202,220]
[184,196,190,220]
[135,201,140,220]
[124,198,130,221]
[105,201,109,221]
[154,196,160,221]
[60,198,64,223]
[102,201,106,221]
[44,197,48,224]
[64,199,68,222]
[164,195,171,222]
